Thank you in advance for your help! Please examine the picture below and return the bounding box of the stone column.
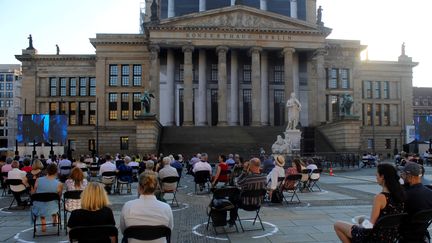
[216,46,229,126]
[166,49,175,126]
[197,49,207,126]
[230,50,239,125]
[260,0,267,10]
[283,47,295,123]
[250,47,262,126]
[149,45,160,117]
[313,48,327,125]
[182,45,194,126]
[199,0,206,12]
[290,0,298,18]
[168,0,175,18]
[260,50,269,125]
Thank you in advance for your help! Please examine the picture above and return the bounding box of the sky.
[0,0,430,87]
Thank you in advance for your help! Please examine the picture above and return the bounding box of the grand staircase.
[158,126,284,162]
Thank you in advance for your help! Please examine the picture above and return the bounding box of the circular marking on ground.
[192,220,278,240]
[14,227,35,243]
[171,203,189,212]
[0,207,12,214]
[306,190,328,195]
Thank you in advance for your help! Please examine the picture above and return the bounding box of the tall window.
[121,65,130,86]
[243,65,251,83]
[367,138,374,149]
[176,64,184,81]
[243,89,252,126]
[89,102,96,125]
[385,139,391,149]
[374,81,381,99]
[89,77,96,96]
[330,95,339,120]
[50,78,57,96]
[133,65,142,86]
[78,102,87,125]
[109,65,118,86]
[211,64,218,81]
[109,93,118,120]
[60,78,67,96]
[375,104,381,126]
[120,137,129,150]
[59,102,66,115]
[274,90,285,125]
[133,93,141,119]
[79,77,87,96]
[340,69,349,89]
[121,93,129,120]
[5,83,12,90]
[49,102,57,115]
[327,68,337,88]
[363,103,372,126]
[363,81,372,99]
[383,104,390,126]
[69,102,77,125]
[383,81,389,99]
[274,65,284,83]
[69,78,77,96]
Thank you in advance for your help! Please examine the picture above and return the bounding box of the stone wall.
[318,118,361,152]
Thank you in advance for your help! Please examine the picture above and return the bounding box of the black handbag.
[271,189,283,203]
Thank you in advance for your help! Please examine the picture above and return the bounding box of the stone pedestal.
[135,115,162,154]
[284,129,302,151]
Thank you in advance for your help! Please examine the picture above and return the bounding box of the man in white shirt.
[192,153,212,176]
[8,160,29,206]
[158,157,179,192]
[99,154,117,194]
[120,173,173,243]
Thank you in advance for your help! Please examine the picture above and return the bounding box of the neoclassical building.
[16,0,417,157]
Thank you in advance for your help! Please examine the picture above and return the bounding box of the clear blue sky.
[1,0,430,87]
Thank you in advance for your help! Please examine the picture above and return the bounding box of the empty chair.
[100,171,117,194]
[122,225,171,243]
[69,225,118,243]
[300,169,311,192]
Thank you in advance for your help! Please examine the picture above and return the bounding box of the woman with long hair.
[65,167,88,211]
[334,163,405,242]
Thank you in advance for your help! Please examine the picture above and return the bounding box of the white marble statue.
[286,92,301,130]
[271,135,291,154]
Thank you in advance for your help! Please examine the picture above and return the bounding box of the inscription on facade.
[185,32,292,41]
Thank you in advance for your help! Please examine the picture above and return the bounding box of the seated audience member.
[334,163,405,243]
[99,154,117,193]
[189,153,201,169]
[227,157,267,226]
[21,157,32,173]
[143,160,158,176]
[212,154,230,187]
[284,158,305,188]
[65,167,88,211]
[306,159,318,172]
[399,162,432,242]
[31,163,63,232]
[27,159,45,189]
[170,154,183,177]
[67,182,116,242]
[8,160,30,206]
[192,153,212,177]
[117,156,133,183]
[58,154,72,181]
[159,157,179,191]
[261,155,275,175]
[1,157,13,180]
[226,154,235,167]
[267,155,285,199]
[120,173,173,243]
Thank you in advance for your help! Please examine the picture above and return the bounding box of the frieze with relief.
[173,12,301,30]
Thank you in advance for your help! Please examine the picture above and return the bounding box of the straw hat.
[275,155,285,167]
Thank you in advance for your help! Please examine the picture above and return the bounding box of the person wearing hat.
[399,162,432,242]
[266,155,286,199]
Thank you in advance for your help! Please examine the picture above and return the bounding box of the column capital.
[182,45,194,53]
[249,46,262,56]
[313,48,327,57]
[216,45,229,54]
[282,47,295,55]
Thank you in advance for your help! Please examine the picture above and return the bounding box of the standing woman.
[31,163,63,232]
[334,163,405,242]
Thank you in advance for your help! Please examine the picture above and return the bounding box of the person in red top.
[212,154,229,187]
[21,157,32,173]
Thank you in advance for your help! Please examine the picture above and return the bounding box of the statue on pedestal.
[56,44,60,55]
[339,93,353,116]
[286,92,301,130]
[271,135,291,155]
[27,34,34,50]
[141,91,155,115]
[317,6,323,25]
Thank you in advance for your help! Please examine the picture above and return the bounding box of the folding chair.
[280,174,302,204]
[89,163,100,179]
[206,186,240,233]
[31,192,61,238]
[214,170,231,187]
[101,171,117,194]
[1,172,10,197]
[7,179,29,209]
[122,225,171,243]
[59,166,72,183]
[63,190,83,234]
[161,176,180,206]
[300,169,311,192]
[366,213,407,242]
[69,225,118,243]
[116,170,133,194]
[194,170,211,194]
[308,169,322,192]
[237,188,267,232]
[400,209,432,243]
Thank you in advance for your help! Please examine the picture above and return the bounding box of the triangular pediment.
[154,5,320,32]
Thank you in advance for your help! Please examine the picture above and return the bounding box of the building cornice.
[15,54,95,62]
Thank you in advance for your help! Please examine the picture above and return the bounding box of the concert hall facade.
[16,0,417,157]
